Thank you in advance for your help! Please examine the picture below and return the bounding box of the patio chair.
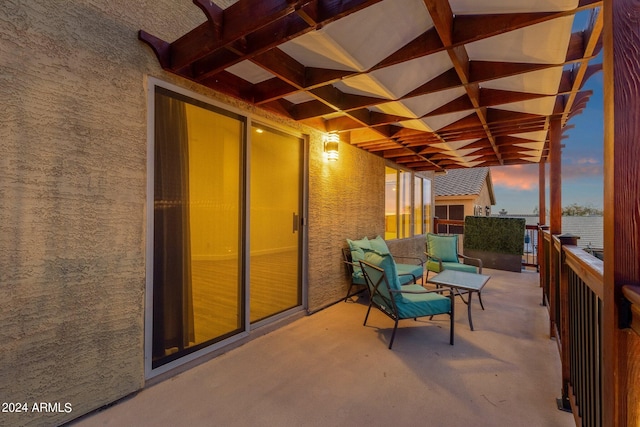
[359,256,454,349]
[344,236,424,301]
[425,232,485,309]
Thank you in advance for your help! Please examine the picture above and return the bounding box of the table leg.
[467,291,474,331]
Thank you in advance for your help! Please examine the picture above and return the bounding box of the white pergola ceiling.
[140,0,603,171]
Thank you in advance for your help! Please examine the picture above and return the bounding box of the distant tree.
[498,209,508,215]
[562,203,603,216]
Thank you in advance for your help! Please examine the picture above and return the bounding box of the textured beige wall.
[477,183,494,214]
[1,2,208,425]
[0,1,416,424]
[307,138,386,311]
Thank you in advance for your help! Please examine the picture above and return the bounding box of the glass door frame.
[245,119,309,331]
[144,78,308,379]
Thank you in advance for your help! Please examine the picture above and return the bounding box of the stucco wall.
[307,139,385,311]
[1,2,213,425]
[477,183,494,215]
[0,1,418,424]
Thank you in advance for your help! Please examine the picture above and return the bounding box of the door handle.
[292,212,299,233]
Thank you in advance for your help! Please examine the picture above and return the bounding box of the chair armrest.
[390,287,453,296]
[398,272,418,284]
[393,255,425,266]
[342,260,357,276]
[424,252,444,271]
[458,253,483,274]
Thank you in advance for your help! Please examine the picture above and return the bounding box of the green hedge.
[464,216,525,255]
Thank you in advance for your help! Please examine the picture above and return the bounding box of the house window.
[436,204,464,234]
[415,177,431,235]
[385,165,431,240]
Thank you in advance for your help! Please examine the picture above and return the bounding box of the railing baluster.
[562,247,603,427]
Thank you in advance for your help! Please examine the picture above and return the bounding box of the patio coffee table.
[427,269,490,331]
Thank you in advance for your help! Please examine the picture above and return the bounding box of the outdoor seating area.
[343,236,424,301]
[425,233,483,278]
[74,268,573,427]
[360,259,454,349]
[6,1,640,424]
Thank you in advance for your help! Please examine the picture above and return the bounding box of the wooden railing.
[541,231,604,427]
[432,219,639,426]
[522,224,539,270]
[564,245,604,427]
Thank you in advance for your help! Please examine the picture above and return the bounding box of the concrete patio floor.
[71,268,574,427]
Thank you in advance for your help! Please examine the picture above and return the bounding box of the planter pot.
[465,249,522,272]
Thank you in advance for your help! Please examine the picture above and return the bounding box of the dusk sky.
[491,15,604,216]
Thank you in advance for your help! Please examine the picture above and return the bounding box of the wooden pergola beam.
[603,1,640,425]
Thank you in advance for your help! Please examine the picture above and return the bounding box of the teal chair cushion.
[426,233,459,262]
[396,263,423,284]
[347,237,372,278]
[348,237,371,251]
[351,274,366,285]
[363,250,401,291]
[369,235,391,254]
[427,260,477,274]
[395,284,451,318]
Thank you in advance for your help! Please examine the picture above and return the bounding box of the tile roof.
[434,167,491,197]
[517,215,603,249]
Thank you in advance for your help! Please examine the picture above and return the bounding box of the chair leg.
[363,304,373,326]
[478,291,485,310]
[344,283,355,302]
[449,313,455,345]
[388,319,399,349]
[449,293,455,345]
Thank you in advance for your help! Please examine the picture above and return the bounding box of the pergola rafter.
[139,0,603,171]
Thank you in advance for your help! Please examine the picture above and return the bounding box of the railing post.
[550,236,560,337]
[539,225,549,302]
[556,234,580,412]
[541,230,551,308]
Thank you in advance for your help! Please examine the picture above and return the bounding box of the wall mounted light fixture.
[323,133,339,161]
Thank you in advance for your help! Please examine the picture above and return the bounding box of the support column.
[548,118,562,338]
[548,118,562,235]
[538,162,547,293]
[603,1,640,425]
[539,161,546,226]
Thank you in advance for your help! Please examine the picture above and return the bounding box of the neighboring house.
[501,214,604,256]
[434,167,496,234]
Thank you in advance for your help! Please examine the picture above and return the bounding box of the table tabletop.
[428,269,490,291]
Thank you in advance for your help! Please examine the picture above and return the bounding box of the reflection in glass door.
[152,88,243,369]
[249,124,302,323]
[149,86,305,374]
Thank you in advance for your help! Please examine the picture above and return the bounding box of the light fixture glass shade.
[324,133,339,161]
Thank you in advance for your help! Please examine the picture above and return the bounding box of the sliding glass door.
[149,85,305,372]
[152,88,244,368]
[249,124,303,323]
